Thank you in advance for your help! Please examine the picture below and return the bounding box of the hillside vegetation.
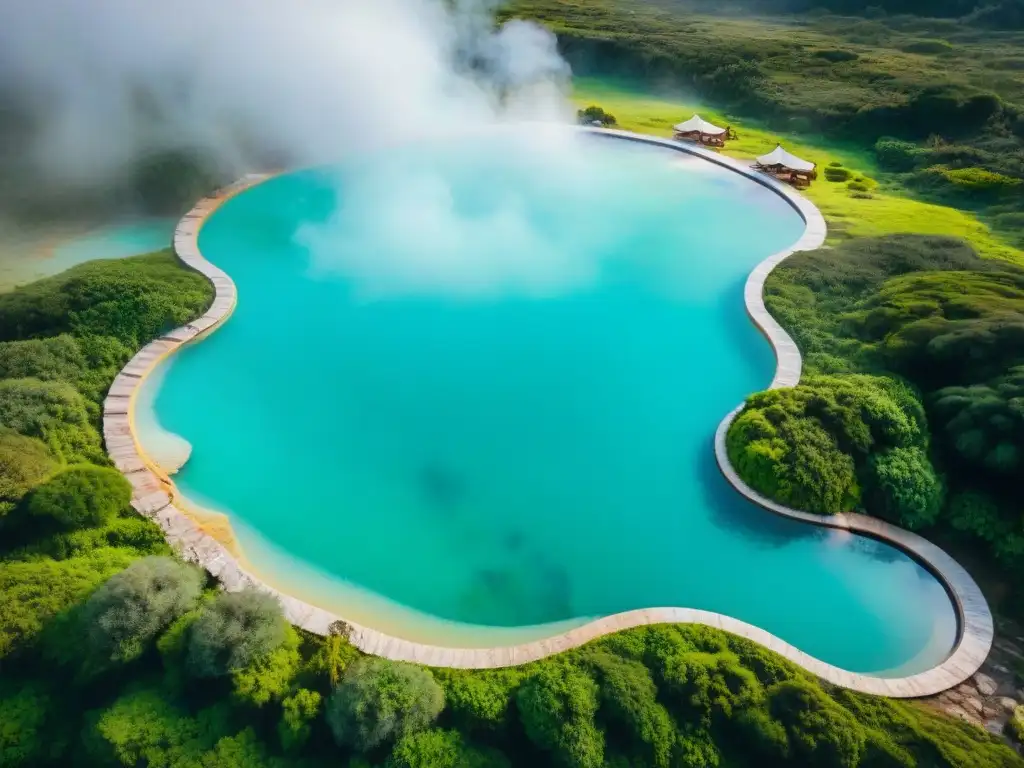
[727,234,1024,615]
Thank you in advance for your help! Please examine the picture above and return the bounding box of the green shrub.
[1,548,137,659]
[947,491,1007,542]
[231,626,302,706]
[1007,706,1024,743]
[652,647,762,725]
[931,366,1024,475]
[768,679,866,767]
[0,336,86,388]
[864,447,944,528]
[157,606,203,665]
[80,556,203,664]
[0,333,129,405]
[576,105,617,126]
[436,668,520,733]
[87,688,276,767]
[857,271,1024,388]
[824,165,853,182]
[27,466,131,530]
[54,516,167,558]
[0,429,57,521]
[938,167,1022,193]
[517,663,604,768]
[727,402,859,514]
[588,652,674,768]
[0,378,102,464]
[278,688,321,752]
[674,726,721,768]
[874,138,921,172]
[0,683,51,766]
[727,375,928,515]
[814,49,859,62]
[186,588,287,678]
[900,39,955,55]
[735,706,789,760]
[327,657,444,753]
[386,729,510,768]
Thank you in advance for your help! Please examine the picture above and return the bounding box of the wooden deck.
[101,130,992,698]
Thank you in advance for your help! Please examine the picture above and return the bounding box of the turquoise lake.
[0,218,175,290]
[146,134,958,674]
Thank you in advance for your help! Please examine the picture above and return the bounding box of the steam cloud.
[0,0,571,198]
[1,0,673,300]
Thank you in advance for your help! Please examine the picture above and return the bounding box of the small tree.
[767,679,866,768]
[279,688,322,753]
[386,728,511,768]
[231,626,302,706]
[576,105,617,127]
[865,447,944,529]
[82,556,204,664]
[0,429,57,522]
[326,658,444,753]
[27,465,131,529]
[186,588,287,678]
[517,663,604,768]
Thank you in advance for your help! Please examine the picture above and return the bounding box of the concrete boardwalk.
[102,129,992,698]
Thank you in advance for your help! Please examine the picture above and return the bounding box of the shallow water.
[0,218,175,290]
[145,134,957,674]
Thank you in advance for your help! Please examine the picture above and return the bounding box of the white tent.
[755,145,815,172]
[672,115,727,136]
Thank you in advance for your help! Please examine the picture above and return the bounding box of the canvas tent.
[673,115,732,147]
[753,144,817,186]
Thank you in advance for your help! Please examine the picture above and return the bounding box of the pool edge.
[102,129,992,698]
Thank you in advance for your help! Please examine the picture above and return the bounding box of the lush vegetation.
[726,234,1024,612]
[4,564,1020,767]
[0,252,212,660]
[0,250,1017,766]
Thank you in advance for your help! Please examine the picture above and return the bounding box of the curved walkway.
[102,129,991,697]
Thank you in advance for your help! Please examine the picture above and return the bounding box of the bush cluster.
[730,234,1024,588]
[27,466,131,530]
[727,374,932,519]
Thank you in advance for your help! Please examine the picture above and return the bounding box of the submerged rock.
[503,530,525,552]
[418,462,464,509]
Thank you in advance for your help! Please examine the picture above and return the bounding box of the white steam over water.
[0,0,596,292]
[0,0,572,191]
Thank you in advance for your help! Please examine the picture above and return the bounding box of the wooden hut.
[672,115,733,147]
[753,145,817,187]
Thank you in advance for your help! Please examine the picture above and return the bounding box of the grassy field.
[572,78,1024,263]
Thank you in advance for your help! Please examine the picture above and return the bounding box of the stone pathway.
[928,616,1024,745]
